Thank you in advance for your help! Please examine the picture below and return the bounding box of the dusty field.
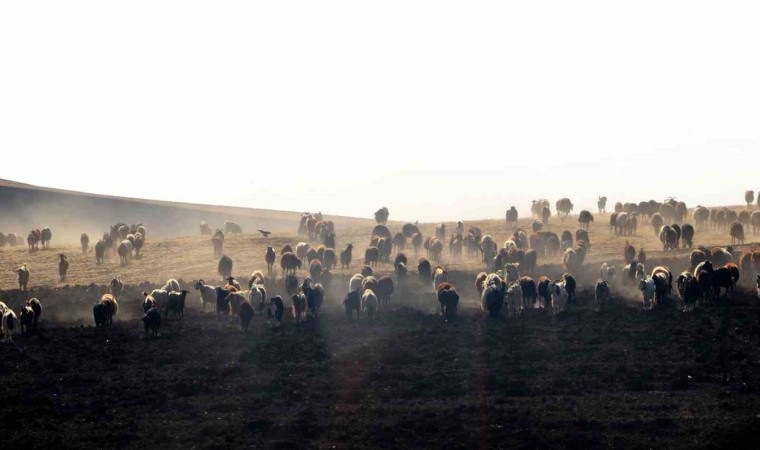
[1,207,760,448]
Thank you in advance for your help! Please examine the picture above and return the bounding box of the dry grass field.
[1,202,760,449]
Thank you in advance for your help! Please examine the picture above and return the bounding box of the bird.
[258,230,272,238]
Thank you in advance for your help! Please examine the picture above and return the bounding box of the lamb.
[2,309,18,342]
[280,252,301,275]
[142,308,162,337]
[40,227,52,249]
[109,276,124,300]
[16,264,30,290]
[357,289,377,320]
[595,281,610,312]
[94,293,118,326]
[730,222,745,245]
[437,283,459,321]
[95,240,106,264]
[27,298,41,330]
[292,292,307,323]
[578,210,594,230]
[239,301,254,333]
[167,290,188,319]
[118,240,133,266]
[639,278,656,310]
[376,276,394,306]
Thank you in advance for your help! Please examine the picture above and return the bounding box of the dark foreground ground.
[1,280,760,449]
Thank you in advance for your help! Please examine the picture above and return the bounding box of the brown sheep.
[340,244,353,269]
[265,246,276,273]
[364,247,380,267]
[418,258,432,281]
[411,233,423,255]
[730,222,745,245]
[58,254,69,282]
[578,210,593,230]
[393,232,406,250]
[376,276,395,306]
[280,252,302,275]
[623,241,635,262]
[374,207,389,225]
[309,260,323,283]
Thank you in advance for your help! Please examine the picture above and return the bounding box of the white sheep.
[432,266,449,290]
[639,277,656,310]
[550,282,568,315]
[2,309,18,342]
[296,242,311,261]
[194,280,217,313]
[349,274,365,292]
[162,279,181,292]
[248,283,268,315]
[503,240,517,252]
[362,289,379,320]
[118,240,133,265]
[147,289,169,312]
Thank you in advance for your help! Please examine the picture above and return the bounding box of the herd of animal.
[2,194,760,341]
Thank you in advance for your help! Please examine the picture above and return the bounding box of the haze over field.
[2,1,759,221]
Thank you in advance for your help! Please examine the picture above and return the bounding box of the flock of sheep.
[2,192,760,341]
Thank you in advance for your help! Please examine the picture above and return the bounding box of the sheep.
[504,263,520,284]
[376,276,394,306]
[26,298,41,330]
[161,279,181,293]
[531,199,550,217]
[680,223,695,248]
[615,212,630,235]
[361,265,373,277]
[349,273,365,292]
[280,252,301,275]
[20,306,35,335]
[415,258,431,282]
[505,282,523,317]
[532,220,543,233]
[224,220,243,234]
[475,272,488,297]
[0,232,4,248]
[133,233,144,257]
[651,213,664,236]
[200,221,212,235]
[730,222,745,245]
[519,276,537,309]
[756,275,760,299]
[575,229,590,248]
[578,210,594,230]
[481,274,505,317]
[16,264,29,290]
[109,276,124,300]
[429,238,443,262]
[118,240,132,266]
[309,259,323,283]
[432,265,449,290]
[214,287,232,316]
[739,210,752,226]
[258,247,274,275]
[2,309,18,342]
[693,206,710,229]
[94,293,118,326]
[506,207,518,229]
[556,198,574,219]
[322,267,333,293]
[141,308,162,338]
[711,247,734,267]
[659,226,678,251]
[364,246,380,267]
[536,276,551,309]
[677,272,698,312]
[142,293,156,313]
[344,290,362,321]
[95,240,106,264]
[623,241,635,262]
[292,292,307,323]
[402,223,421,238]
[248,283,268,315]
[268,296,285,328]
[239,301,254,333]
[597,196,607,214]
[560,230,573,251]
[541,206,551,225]
[323,232,336,249]
[166,290,188,319]
[609,213,619,233]
[411,232,423,255]
[377,238,392,263]
[751,211,760,235]
[523,249,537,274]
[305,284,324,318]
[713,263,740,299]
[77,233,90,254]
[40,227,52,249]
[638,277,656,309]
[374,207,389,225]
[480,235,497,264]
[560,273,576,305]
[296,242,310,262]
[282,274,298,298]
[7,233,18,247]
[595,281,610,312]
[212,235,224,260]
[27,232,37,252]
[600,263,616,283]
[563,248,578,273]
[145,289,169,314]
[437,284,459,321]
[549,282,568,315]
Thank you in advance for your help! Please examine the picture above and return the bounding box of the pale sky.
[1,1,758,222]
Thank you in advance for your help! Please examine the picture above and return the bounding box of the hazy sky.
[1,1,758,222]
